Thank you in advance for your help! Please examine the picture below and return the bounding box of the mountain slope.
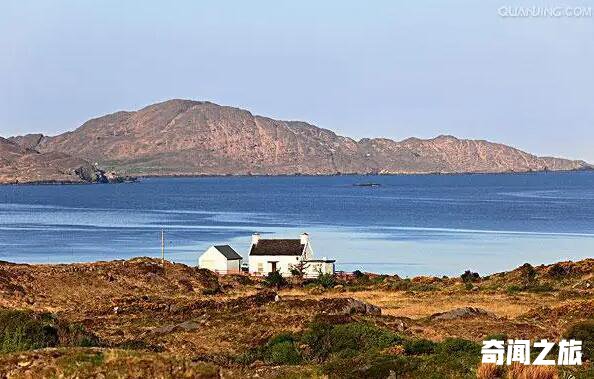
[11,99,592,176]
[0,137,110,184]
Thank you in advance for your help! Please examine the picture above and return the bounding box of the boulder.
[336,298,381,316]
[429,307,493,321]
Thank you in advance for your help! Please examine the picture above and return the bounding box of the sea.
[1,172,593,277]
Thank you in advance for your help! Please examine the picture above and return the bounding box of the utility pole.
[161,229,165,268]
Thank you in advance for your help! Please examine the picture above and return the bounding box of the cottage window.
[257,262,263,273]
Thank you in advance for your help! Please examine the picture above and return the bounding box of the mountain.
[0,137,112,184]
[7,99,592,177]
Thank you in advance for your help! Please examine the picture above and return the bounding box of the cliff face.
[8,99,592,176]
[0,137,113,184]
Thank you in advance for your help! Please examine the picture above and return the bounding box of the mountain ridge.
[5,99,592,178]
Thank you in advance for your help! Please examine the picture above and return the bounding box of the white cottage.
[198,245,242,274]
[248,233,335,277]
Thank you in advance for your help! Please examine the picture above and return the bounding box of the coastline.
[3,166,591,186]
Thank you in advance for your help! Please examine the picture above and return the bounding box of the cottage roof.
[249,239,305,256]
[214,245,242,260]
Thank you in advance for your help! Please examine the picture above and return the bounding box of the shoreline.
[1,166,592,186]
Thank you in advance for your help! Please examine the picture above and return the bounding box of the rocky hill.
[0,137,114,184]
[8,99,592,177]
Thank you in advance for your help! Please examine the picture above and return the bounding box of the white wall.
[305,261,335,278]
[226,258,240,273]
[249,255,302,276]
[199,246,241,274]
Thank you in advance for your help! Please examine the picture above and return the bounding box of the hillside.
[0,137,113,184]
[9,99,591,176]
[0,258,593,377]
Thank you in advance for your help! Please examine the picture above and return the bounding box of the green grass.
[0,309,99,354]
[238,320,481,378]
[0,310,59,353]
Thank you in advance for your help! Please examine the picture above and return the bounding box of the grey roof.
[249,239,305,256]
[214,245,242,260]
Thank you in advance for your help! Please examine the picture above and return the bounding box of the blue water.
[1,172,593,276]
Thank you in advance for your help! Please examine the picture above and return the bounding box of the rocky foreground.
[7,99,591,178]
[0,258,593,378]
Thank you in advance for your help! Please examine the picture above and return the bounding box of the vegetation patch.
[0,309,99,354]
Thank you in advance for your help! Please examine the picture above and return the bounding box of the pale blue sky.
[1,1,593,160]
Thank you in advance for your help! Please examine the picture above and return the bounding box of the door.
[269,261,278,273]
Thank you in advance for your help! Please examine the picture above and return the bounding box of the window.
[257,262,263,273]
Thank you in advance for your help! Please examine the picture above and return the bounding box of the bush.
[0,310,59,353]
[0,310,99,354]
[315,273,336,289]
[266,340,301,365]
[548,263,571,279]
[352,270,365,278]
[506,285,522,294]
[264,271,287,289]
[519,263,537,286]
[403,338,437,355]
[461,270,480,283]
[564,320,594,361]
[301,321,402,361]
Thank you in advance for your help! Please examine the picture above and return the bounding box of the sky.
[1,0,593,161]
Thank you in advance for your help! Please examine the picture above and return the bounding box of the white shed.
[304,259,336,278]
[198,245,242,274]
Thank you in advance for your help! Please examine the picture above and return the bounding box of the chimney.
[300,233,309,245]
[251,233,261,245]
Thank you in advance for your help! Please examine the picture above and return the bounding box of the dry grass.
[506,364,559,379]
[280,288,558,319]
[477,363,505,379]
[477,363,559,379]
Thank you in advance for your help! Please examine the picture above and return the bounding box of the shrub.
[0,310,99,354]
[352,270,365,279]
[548,263,571,279]
[461,270,480,283]
[0,310,59,353]
[564,320,594,361]
[519,263,537,286]
[264,271,287,289]
[300,321,402,361]
[526,283,555,293]
[266,341,301,365]
[403,338,437,355]
[506,285,522,294]
[264,334,302,365]
[315,273,336,289]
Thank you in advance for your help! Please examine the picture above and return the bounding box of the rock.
[429,307,493,321]
[152,320,200,335]
[274,294,281,302]
[336,298,381,316]
[177,321,200,332]
[152,324,177,335]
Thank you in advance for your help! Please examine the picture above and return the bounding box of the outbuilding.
[198,245,242,274]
